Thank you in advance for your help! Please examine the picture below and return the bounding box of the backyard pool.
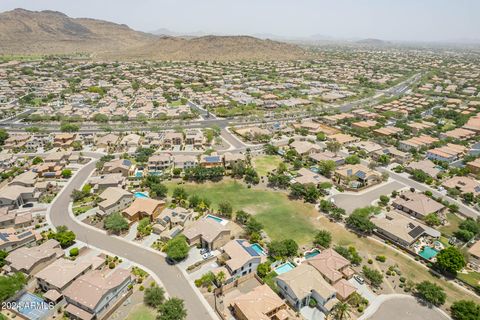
[274,262,295,275]
[206,214,228,225]
[304,249,321,259]
[15,292,51,320]
[250,243,266,256]
[135,171,143,178]
[419,246,439,260]
[134,192,149,199]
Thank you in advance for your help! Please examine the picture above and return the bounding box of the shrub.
[375,255,386,263]
[69,247,79,257]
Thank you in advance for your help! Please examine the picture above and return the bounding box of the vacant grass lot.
[166,179,480,306]
[166,179,316,244]
[252,155,283,177]
[126,304,156,320]
[438,212,463,237]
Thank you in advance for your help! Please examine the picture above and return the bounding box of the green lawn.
[126,304,156,320]
[165,180,316,244]
[457,271,480,288]
[438,212,463,237]
[252,155,283,177]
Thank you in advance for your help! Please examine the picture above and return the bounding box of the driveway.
[348,278,377,303]
[363,295,450,320]
[331,180,406,214]
[48,160,218,320]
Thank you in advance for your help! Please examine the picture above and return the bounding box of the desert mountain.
[0,9,307,60]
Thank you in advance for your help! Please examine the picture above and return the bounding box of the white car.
[202,252,213,260]
[354,275,365,284]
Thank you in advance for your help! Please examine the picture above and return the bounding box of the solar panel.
[17,231,32,239]
[408,226,425,239]
[0,232,9,241]
[244,246,260,257]
[356,171,366,179]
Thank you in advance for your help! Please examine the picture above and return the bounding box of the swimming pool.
[134,192,149,198]
[16,292,51,320]
[250,243,266,256]
[135,171,143,178]
[274,262,295,275]
[419,246,439,260]
[304,249,320,259]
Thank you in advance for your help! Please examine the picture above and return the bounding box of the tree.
[345,155,361,165]
[60,122,80,132]
[304,184,320,203]
[362,265,383,287]
[257,262,271,278]
[172,187,188,203]
[377,154,390,166]
[188,194,201,209]
[346,207,376,234]
[415,281,446,306]
[218,201,233,218]
[335,246,362,265]
[459,218,480,236]
[61,169,72,179]
[318,160,336,177]
[245,218,263,235]
[92,113,109,123]
[244,168,260,184]
[104,213,129,234]
[267,239,298,258]
[144,285,165,308]
[165,236,189,262]
[0,273,27,302]
[235,210,250,225]
[150,183,168,199]
[157,297,187,320]
[290,183,305,199]
[435,246,466,276]
[32,156,43,165]
[313,230,332,248]
[0,250,7,267]
[48,226,76,248]
[326,140,341,155]
[331,301,351,320]
[424,213,442,227]
[0,129,9,145]
[379,195,389,206]
[451,300,480,320]
[137,218,152,237]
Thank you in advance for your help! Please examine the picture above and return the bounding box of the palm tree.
[331,302,351,320]
[215,271,226,286]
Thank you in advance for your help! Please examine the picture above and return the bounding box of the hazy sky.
[1,0,479,41]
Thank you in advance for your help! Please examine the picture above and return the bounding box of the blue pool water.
[274,262,295,275]
[206,214,224,223]
[135,171,143,178]
[134,192,149,198]
[16,293,50,320]
[305,249,320,259]
[419,246,438,260]
[250,243,266,256]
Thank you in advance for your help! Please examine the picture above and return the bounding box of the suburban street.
[48,160,218,320]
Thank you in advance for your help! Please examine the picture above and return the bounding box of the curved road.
[48,160,217,320]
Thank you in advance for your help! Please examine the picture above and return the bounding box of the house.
[304,248,355,285]
[467,158,480,175]
[88,173,126,192]
[95,133,119,149]
[276,264,337,313]
[9,170,38,187]
[0,207,33,229]
[148,154,173,173]
[183,218,231,250]
[372,147,410,164]
[36,258,92,292]
[294,168,330,186]
[426,144,467,163]
[185,130,204,147]
[98,187,134,216]
[120,133,142,149]
[0,228,38,252]
[350,141,383,154]
[440,128,476,141]
[229,284,297,320]
[54,133,76,148]
[289,141,322,156]
[173,154,198,169]
[0,153,17,170]
[309,151,345,166]
[392,191,446,220]
[328,133,360,146]
[468,241,480,270]
[200,154,224,168]
[163,132,183,147]
[5,239,64,274]
[334,164,381,190]
[103,159,135,177]
[223,152,246,168]
[156,206,193,230]
[372,211,440,248]
[122,198,166,222]
[220,239,267,280]
[407,159,442,178]
[64,269,132,320]
[442,176,480,196]
[0,185,38,209]
[398,135,438,152]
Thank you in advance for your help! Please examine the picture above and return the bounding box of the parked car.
[202,252,213,260]
[354,275,365,284]
[200,248,209,255]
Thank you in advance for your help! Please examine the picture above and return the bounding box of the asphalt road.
[332,180,406,214]
[368,296,450,320]
[48,160,217,320]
